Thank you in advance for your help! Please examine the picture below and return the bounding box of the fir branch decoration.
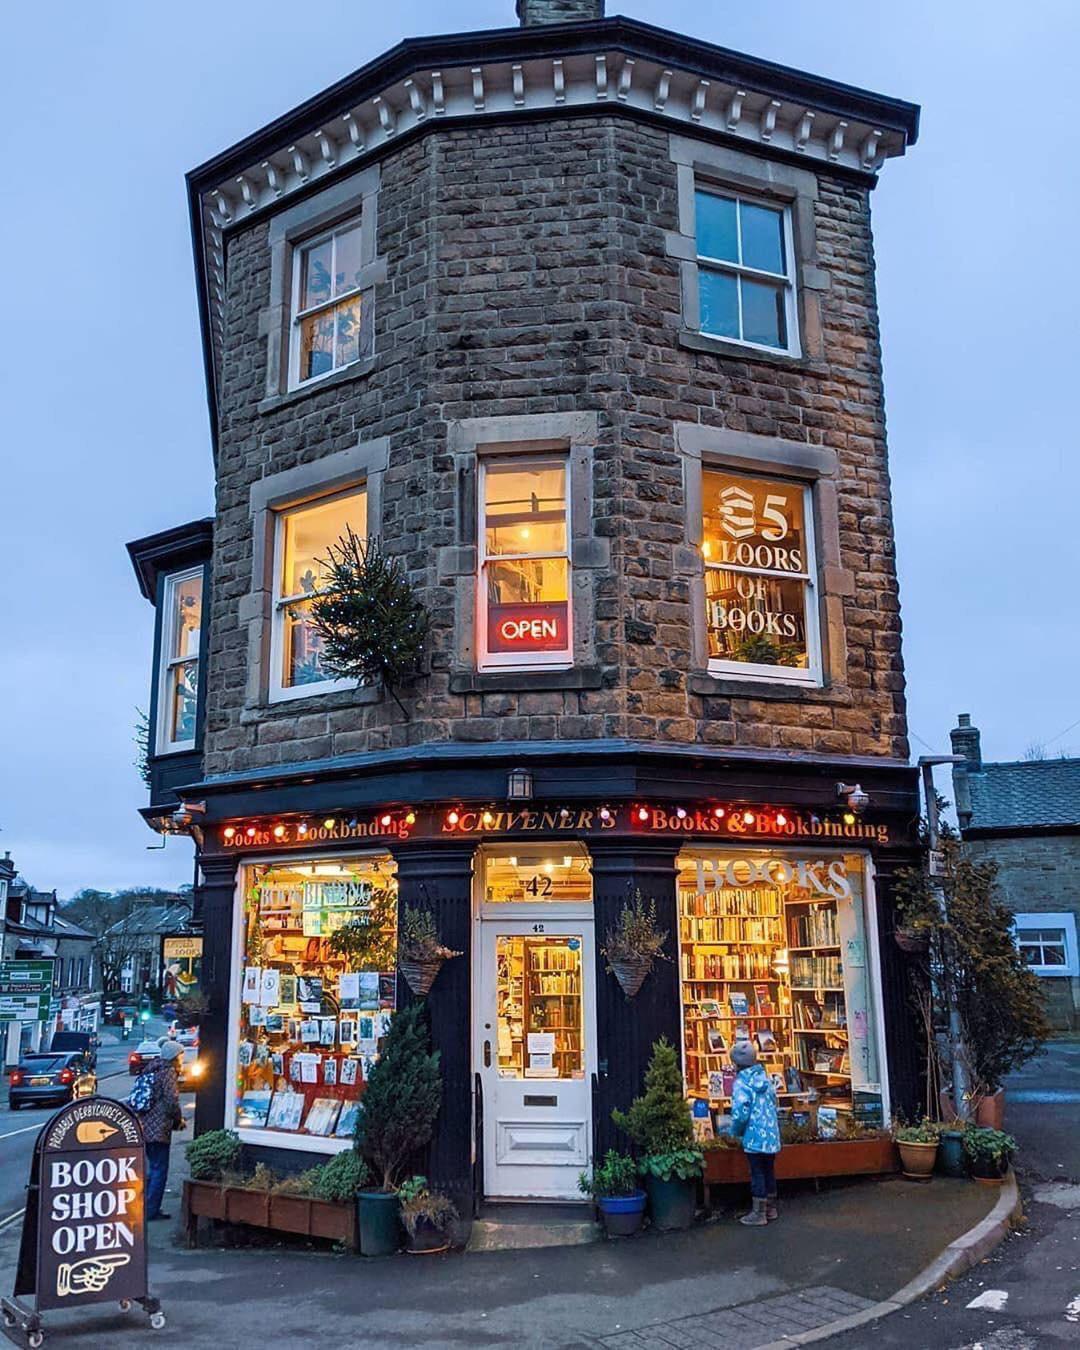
[134,708,151,788]
[308,528,429,719]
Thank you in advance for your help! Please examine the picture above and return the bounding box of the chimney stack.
[516,0,605,26]
[950,712,982,771]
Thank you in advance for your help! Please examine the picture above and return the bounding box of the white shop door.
[477,920,596,1200]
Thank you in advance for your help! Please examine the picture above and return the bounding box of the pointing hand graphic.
[56,1254,130,1297]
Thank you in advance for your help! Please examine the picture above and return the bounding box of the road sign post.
[4,1097,165,1345]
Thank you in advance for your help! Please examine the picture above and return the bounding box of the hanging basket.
[609,956,654,1000]
[894,928,929,955]
[399,952,461,998]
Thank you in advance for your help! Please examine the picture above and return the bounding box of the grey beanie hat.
[160,1041,184,1063]
[731,1039,757,1069]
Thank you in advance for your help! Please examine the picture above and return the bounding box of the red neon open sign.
[488,602,568,653]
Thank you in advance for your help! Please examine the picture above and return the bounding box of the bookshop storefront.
[198,783,916,1207]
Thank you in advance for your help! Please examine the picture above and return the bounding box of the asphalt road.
[0,1022,167,1226]
[827,1039,1080,1348]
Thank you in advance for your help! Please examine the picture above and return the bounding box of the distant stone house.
[104,902,195,996]
[951,715,1080,1031]
[0,851,100,1062]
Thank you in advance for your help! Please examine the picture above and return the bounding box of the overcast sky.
[1,1,1076,897]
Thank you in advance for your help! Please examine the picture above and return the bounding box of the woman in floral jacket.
[137,1041,185,1221]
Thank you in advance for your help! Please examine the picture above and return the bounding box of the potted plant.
[578,1150,646,1237]
[936,1124,968,1177]
[397,907,462,998]
[397,1175,457,1254]
[355,1004,442,1256]
[613,1038,703,1230]
[601,890,669,999]
[893,1119,940,1180]
[963,1127,1016,1183]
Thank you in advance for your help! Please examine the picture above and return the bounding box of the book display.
[496,935,584,1079]
[678,852,857,1123]
[235,854,397,1138]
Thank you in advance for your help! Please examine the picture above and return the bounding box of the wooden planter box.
[183,1180,357,1250]
[703,1137,898,1198]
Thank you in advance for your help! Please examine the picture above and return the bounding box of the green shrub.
[312,1150,369,1203]
[612,1039,703,1182]
[356,1004,442,1190]
[893,1118,940,1145]
[963,1126,1016,1171]
[578,1150,639,1200]
[185,1129,241,1181]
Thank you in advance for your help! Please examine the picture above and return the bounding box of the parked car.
[167,1022,199,1049]
[128,1039,164,1075]
[9,1053,97,1109]
[103,997,139,1026]
[49,1030,98,1069]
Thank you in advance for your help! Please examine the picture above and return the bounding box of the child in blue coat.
[729,1038,781,1225]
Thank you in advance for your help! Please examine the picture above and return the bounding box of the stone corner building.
[951,715,1080,1031]
[127,0,923,1205]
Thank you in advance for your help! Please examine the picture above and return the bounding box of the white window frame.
[268,486,367,704]
[695,187,800,356]
[477,453,573,671]
[155,566,202,753]
[703,470,821,686]
[288,215,366,392]
[1013,912,1079,976]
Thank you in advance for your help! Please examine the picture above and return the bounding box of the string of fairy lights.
[219,800,866,845]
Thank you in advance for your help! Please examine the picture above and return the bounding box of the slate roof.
[963,758,1080,832]
[103,902,193,938]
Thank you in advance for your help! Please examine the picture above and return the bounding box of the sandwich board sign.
[4,1097,164,1345]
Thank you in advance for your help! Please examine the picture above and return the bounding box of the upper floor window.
[702,469,819,684]
[157,568,202,752]
[478,457,571,670]
[270,487,367,701]
[289,217,370,388]
[696,190,797,354]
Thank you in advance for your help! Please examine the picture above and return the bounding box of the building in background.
[0,852,100,1064]
[103,901,196,997]
[127,0,923,1207]
[952,715,1080,1031]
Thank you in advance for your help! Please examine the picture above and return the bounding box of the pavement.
[0,1137,998,1349]
[825,1038,1080,1348]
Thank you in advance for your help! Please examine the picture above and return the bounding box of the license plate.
[30,1076,50,1086]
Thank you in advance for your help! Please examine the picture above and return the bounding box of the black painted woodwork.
[193,853,239,1136]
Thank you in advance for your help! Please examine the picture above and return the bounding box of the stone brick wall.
[203,113,909,777]
[964,834,1080,1030]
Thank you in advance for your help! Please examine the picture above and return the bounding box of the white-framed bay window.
[696,188,799,355]
[289,216,371,389]
[478,455,572,670]
[156,568,203,752]
[1014,913,1078,976]
[702,467,820,684]
[269,487,367,702]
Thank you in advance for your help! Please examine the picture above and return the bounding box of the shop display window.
[496,935,584,1079]
[234,854,396,1142]
[677,849,883,1137]
[482,844,592,904]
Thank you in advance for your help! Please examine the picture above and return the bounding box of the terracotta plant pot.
[609,956,654,1000]
[976,1089,1005,1130]
[399,955,459,997]
[897,1140,938,1180]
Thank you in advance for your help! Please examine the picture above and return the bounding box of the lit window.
[270,488,367,701]
[157,569,202,752]
[1013,914,1077,975]
[696,190,798,353]
[289,217,370,387]
[702,469,819,683]
[479,457,571,669]
[482,844,593,904]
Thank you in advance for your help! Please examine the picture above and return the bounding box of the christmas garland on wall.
[309,529,430,719]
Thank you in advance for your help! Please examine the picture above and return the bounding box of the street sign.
[6,1097,165,1342]
[0,961,55,1023]
[928,848,947,879]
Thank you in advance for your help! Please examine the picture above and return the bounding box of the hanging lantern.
[507,767,533,800]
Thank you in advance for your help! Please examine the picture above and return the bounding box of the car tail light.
[58,1068,75,1085]
[10,1070,23,1086]
[129,1054,138,1066]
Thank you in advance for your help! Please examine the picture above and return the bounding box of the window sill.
[241,682,382,722]
[450,666,603,695]
[689,671,850,704]
[259,357,376,415]
[678,329,814,370]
